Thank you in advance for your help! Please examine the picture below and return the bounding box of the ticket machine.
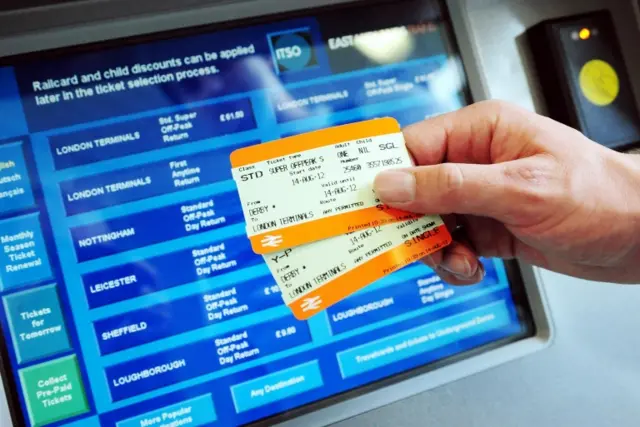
[0,1,638,427]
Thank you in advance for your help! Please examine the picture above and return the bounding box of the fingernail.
[440,254,474,279]
[374,171,416,203]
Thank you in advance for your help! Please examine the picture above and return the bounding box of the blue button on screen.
[231,361,323,413]
[116,394,216,427]
[337,302,513,378]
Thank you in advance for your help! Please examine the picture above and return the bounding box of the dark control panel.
[528,10,640,150]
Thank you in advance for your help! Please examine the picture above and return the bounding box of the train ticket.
[230,118,422,254]
[264,216,452,320]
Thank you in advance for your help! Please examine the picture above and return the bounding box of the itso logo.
[276,44,302,60]
[269,29,318,73]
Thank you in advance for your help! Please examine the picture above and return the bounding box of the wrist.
[629,153,640,238]
[612,150,640,260]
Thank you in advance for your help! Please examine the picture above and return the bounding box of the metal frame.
[0,0,554,426]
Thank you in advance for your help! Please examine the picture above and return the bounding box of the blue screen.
[0,1,530,426]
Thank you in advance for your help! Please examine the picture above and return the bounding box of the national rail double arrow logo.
[300,296,322,312]
[260,234,284,248]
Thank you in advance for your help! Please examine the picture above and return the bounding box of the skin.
[374,100,640,285]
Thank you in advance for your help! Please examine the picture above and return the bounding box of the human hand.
[374,101,640,285]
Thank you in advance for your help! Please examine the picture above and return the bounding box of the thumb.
[374,158,552,225]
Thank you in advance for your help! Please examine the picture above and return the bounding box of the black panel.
[527,10,640,150]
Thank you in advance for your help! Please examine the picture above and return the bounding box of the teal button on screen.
[231,361,323,413]
[337,301,512,378]
[0,141,35,215]
[3,284,71,364]
[0,212,53,291]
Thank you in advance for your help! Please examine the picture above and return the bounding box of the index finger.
[402,100,521,166]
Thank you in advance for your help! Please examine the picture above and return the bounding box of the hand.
[374,101,640,285]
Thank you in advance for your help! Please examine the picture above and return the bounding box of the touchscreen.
[0,1,532,426]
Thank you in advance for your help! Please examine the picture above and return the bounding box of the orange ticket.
[230,118,421,254]
[263,216,452,320]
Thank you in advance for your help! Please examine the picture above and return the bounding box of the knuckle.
[477,99,506,109]
[473,99,512,115]
[438,163,465,193]
[413,164,465,212]
[503,162,545,186]
[501,161,556,204]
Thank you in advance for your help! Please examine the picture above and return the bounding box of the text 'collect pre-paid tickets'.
[230,118,452,319]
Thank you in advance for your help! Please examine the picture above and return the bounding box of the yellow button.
[579,59,620,106]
